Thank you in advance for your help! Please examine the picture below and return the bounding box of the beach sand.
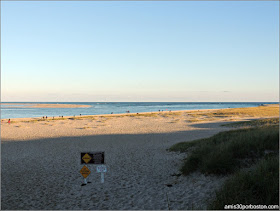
[1,105,279,209]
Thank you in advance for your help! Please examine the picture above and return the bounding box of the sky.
[1,1,279,102]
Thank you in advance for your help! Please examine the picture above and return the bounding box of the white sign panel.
[97,165,107,173]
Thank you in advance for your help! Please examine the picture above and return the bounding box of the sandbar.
[0,103,91,108]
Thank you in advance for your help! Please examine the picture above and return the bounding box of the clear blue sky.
[1,1,279,102]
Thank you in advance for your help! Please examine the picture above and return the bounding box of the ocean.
[0,102,276,119]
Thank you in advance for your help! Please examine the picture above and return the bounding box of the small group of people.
[158,109,172,112]
[74,114,82,117]
[6,113,84,124]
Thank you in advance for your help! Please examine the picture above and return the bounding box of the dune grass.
[208,156,279,209]
[212,104,279,117]
[171,125,279,175]
[170,120,279,176]
[161,112,181,118]
[129,113,159,117]
[170,117,279,209]
[222,117,279,128]
[185,105,279,122]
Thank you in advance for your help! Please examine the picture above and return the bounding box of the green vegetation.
[170,118,279,209]
[129,113,159,117]
[170,125,278,175]
[208,156,279,209]
[161,112,181,118]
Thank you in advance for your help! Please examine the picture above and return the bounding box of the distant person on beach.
[111,112,113,114]
[46,116,47,119]
[43,116,45,119]
[62,116,63,118]
[80,114,81,116]
[8,119,10,124]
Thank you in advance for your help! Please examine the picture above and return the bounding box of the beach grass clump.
[169,138,208,153]
[208,156,279,209]
[24,119,47,123]
[187,118,201,122]
[136,113,159,117]
[169,119,180,123]
[161,112,181,117]
[170,125,279,175]
[186,112,220,122]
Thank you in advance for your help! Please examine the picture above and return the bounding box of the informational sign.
[97,165,107,173]
[81,152,105,164]
[80,165,91,178]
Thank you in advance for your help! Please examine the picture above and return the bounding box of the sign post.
[101,172,104,183]
[97,165,107,183]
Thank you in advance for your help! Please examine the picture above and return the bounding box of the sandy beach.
[1,105,279,209]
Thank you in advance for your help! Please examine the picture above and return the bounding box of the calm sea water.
[0,102,276,119]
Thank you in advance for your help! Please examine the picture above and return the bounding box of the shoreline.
[1,104,278,121]
[1,104,278,142]
[1,108,220,121]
